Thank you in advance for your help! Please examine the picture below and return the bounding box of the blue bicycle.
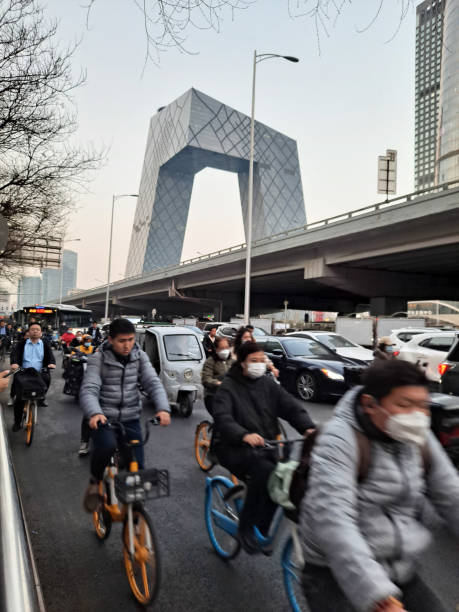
[204,439,308,612]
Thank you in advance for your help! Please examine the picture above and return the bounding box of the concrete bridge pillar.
[370,297,407,316]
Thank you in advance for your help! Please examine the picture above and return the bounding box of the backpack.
[15,367,47,400]
[278,427,430,523]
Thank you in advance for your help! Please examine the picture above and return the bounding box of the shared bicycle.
[12,367,49,446]
[204,438,308,612]
[92,417,170,607]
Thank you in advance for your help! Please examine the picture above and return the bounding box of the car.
[287,331,373,364]
[182,325,204,336]
[388,327,443,351]
[256,335,365,402]
[397,331,459,382]
[214,323,269,341]
[439,338,459,396]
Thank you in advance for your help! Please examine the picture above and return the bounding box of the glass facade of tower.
[126,88,306,276]
[437,0,459,183]
[414,0,445,190]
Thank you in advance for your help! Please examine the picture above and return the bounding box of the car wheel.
[296,372,319,402]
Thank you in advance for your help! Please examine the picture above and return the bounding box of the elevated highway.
[67,181,459,317]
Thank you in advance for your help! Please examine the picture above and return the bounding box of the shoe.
[7,398,13,407]
[83,481,101,513]
[78,441,90,456]
[12,423,21,432]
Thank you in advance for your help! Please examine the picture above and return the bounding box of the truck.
[335,317,427,347]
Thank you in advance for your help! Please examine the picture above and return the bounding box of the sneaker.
[12,423,21,432]
[78,441,90,457]
[83,481,101,513]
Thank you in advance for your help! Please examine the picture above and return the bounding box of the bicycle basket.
[114,468,170,504]
[15,368,47,400]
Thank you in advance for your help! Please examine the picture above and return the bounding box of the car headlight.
[184,369,193,381]
[321,368,344,381]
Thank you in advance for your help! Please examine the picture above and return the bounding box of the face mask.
[84,342,91,347]
[383,410,431,446]
[217,349,230,360]
[385,345,395,354]
[245,362,267,379]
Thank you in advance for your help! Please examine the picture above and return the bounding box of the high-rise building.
[414,0,445,190]
[42,249,78,303]
[17,276,42,309]
[437,0,459,183]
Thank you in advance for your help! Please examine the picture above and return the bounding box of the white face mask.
[245,362,267,379]
[384,410,431,446]
[217,349,230,360]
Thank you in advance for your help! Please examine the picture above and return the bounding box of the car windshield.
[163,334,202,361]
[282,338,334,359]
[252,327,268,337]
[317,334,356,348]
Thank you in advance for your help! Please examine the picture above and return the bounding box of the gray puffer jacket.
[300,386,459,612]
[80,342,170,422]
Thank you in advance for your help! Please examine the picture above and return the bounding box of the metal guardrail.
[70,178,459,299]
[0,405,44,612]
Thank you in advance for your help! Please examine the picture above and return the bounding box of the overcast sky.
[42,0,417,290]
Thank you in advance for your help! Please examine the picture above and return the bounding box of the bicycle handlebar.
[101,416,160,446]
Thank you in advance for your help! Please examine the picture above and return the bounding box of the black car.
[257,336,365,402]
[440,338,459,396]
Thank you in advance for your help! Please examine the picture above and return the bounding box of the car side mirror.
[272,349,285,357]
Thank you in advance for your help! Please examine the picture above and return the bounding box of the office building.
[437,0,459,183]
[414,0,445,190]
[126,88,306,275]
[42,249,78,303]
[17,276,42,309]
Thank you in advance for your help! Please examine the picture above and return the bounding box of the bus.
[14,304,93,331]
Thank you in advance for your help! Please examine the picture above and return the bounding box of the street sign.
[377,149,397,196]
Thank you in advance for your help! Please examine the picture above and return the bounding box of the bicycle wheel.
[205,476,241,560]
[195,420,216,472]
[25,400,35,446]
[282,537,308,612]
[93,483,112,540]
[123,506,160,606]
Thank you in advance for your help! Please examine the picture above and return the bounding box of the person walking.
[203,324,218,358]
[373,336,397,360]
[87,321,102,347]
[299,360,459,612]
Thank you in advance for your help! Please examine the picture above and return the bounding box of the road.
[3,357,459,612]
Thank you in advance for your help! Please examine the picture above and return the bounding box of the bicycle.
[12,367,48,446]
[92,418,169,607]
[204,438,308,612]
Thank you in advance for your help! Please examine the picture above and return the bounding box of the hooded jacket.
[80,342,170,422]
[212,363,314,446]
[299,386,459,612]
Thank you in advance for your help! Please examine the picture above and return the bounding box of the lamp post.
[59,238,81,304]
[243,51,299,326]
[104,194,138,322]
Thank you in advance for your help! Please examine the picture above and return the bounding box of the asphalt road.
[3,357,459,612]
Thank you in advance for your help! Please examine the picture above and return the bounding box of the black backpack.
[15,368,47,400]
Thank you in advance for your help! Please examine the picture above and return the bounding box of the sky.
[41,0,418,290]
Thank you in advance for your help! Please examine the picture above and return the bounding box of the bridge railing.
[71,178,459,297]
[0,405,44,612]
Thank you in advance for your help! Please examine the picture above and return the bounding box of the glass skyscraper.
[17,276,42,309]
[414,0,445,190]
[42,249,78,303]
[437,0,459,183]
[126,88,306,276]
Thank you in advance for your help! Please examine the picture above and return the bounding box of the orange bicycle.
[92,418,169,606]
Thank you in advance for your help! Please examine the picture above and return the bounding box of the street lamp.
[243,51,299,325]
[104,194,138,321]
[59,238,81,304]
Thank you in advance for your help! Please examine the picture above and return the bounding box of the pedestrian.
[373,336,397,360]
[299,360,458,612]
[201,336,233,415]
[87,321,102,346]
[203,324,218,358]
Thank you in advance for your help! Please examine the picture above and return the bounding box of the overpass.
[66,181,459,318]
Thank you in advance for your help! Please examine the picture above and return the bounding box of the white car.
[397,331,459,382]
[388,327,443,351]
[287,331,374,363]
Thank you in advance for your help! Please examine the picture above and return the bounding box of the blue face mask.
[84,342,91,347]
[385,345,395,354]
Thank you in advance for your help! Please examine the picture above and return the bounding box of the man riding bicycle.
[79,318,171,512]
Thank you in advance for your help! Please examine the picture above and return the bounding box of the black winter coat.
[212,364,314,447]
[10,338,56,369]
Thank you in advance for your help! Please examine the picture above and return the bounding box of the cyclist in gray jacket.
[80,318,170,512]
[300,360,459,612]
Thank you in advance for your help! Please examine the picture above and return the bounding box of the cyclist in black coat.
[212,341,315,553]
